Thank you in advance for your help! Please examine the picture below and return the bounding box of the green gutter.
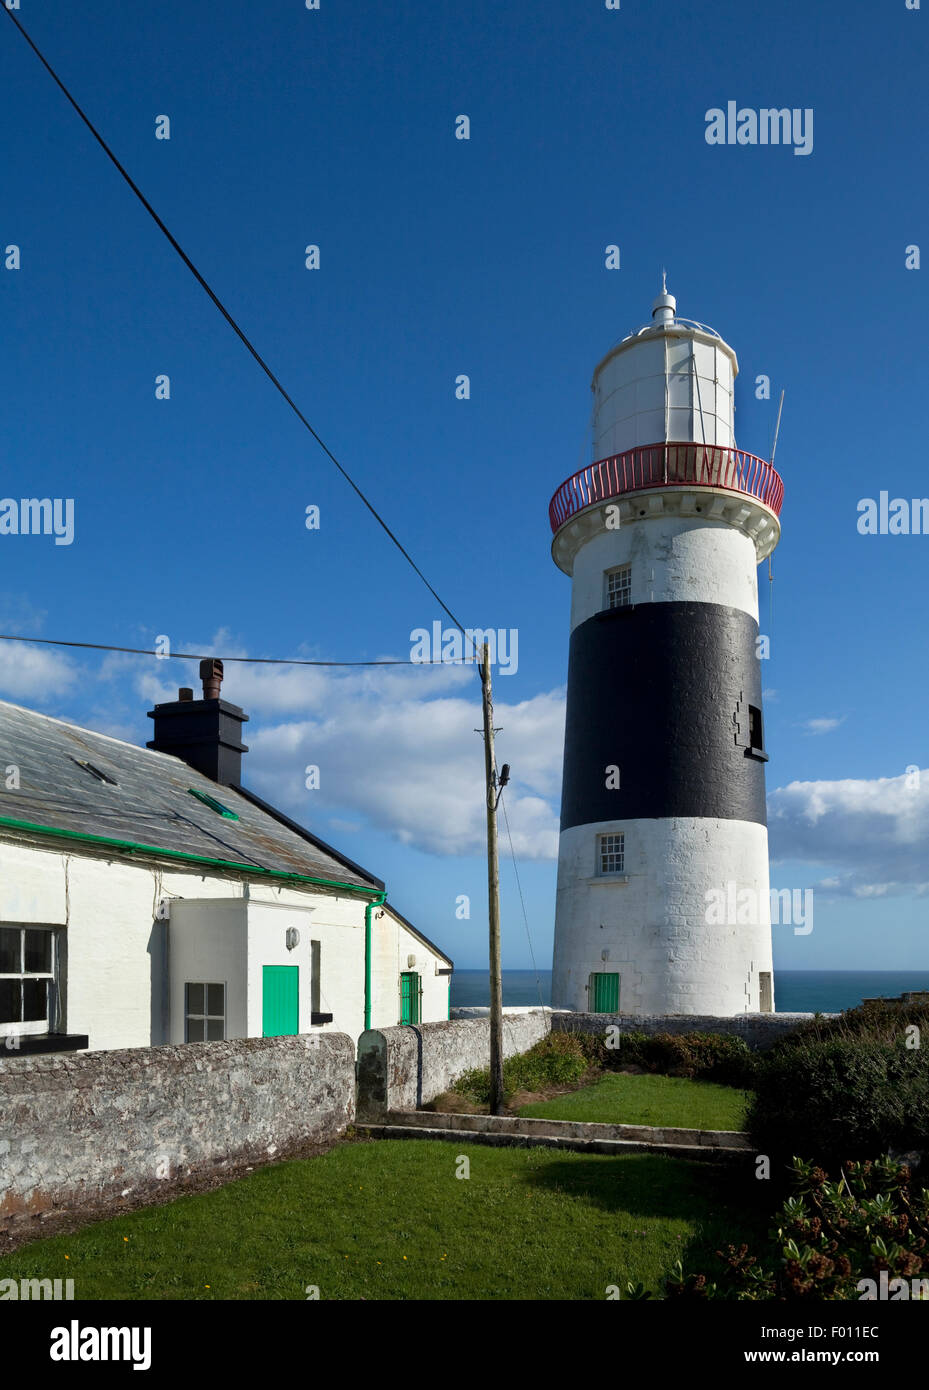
[0,813,383,899]
[364,892,388,1032]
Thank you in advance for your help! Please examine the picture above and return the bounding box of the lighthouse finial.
[651,271,676,326]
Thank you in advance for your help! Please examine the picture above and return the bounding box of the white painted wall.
[371,907,451,1028]
[568,514,761,631]
[51,850,161,1052]
[245,900,323,1036]
[551,817,774,1016]
[168,900,247,1042]
[0,838,453,1052]
[257,895,365,1036]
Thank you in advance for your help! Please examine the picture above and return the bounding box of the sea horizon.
[451,969,929,1015]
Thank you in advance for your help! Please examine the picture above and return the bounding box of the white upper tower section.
[591,277,738,459]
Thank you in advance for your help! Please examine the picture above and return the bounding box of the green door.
[589,971,620,1013]
[262,965,299,1036]
[400,971,421,1024]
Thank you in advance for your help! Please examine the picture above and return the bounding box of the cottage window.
[185,982,226,1041]
[0,925,59,1037]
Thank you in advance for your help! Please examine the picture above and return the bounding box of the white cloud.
[768,769,929,897]
[119,632,565,860]
[248,686,564,861]
[328,818,362,834]
[0,594,48,637]
[800,716,845,735]
[0,641,76,700]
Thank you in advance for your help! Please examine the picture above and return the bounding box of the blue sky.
[1,0,927,971]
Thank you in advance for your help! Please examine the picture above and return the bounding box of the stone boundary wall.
[552,1011,830,1051]
[356,1010,552,1118]
[0,1033,355,1221]
[450,1006,547,1020]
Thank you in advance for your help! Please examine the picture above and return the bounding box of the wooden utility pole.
[480,642,505,1115]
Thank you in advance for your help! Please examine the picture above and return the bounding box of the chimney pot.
[147,665,248,786]
[199,658,224,701]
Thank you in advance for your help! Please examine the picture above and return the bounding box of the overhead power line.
[3,14,536,1056]
[2,5,476,657]
[0,633,461,667]
[499,789,546,1010]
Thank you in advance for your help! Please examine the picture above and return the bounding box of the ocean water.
[451,969,929,1015]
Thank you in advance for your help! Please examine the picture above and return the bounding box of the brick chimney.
[147,658,249,787]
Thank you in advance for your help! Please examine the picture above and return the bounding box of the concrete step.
[357,1121,750,1162]
[376,1108,752,1150]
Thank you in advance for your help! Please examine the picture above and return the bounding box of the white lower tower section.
[553,819,774,1015]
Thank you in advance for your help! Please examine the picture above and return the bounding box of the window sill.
[0,1033,88,1056]
[310,1012,333,1026]
[744,748,769,763]
[587,874,629,885]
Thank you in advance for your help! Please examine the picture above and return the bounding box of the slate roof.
[0,698,378,890]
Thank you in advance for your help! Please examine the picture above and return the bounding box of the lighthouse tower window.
[748,705,765,753]
[598,832,625,875]
[605,565,631,610]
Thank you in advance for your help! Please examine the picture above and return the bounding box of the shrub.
[784,997,929,1047]
[451,1032,591,1105]
[598,1029,757,1086]
[665,1154,929,1300]
[749,1025,929,1169]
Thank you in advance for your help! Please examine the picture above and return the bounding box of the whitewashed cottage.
[0,660,452,1054]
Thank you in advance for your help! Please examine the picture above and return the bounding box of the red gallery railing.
[548,442,784,534]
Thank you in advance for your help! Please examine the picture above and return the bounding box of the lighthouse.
[549,282,783,1017]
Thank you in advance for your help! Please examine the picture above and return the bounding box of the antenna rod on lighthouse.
[770,389,785,467]
[480,642,505,1115]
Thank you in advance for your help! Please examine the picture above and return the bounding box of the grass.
[0,1139,765,1300]
[517,1072,753,1131]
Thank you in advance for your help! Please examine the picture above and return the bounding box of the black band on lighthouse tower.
[559,599,767,832]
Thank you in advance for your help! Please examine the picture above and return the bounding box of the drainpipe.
[364,892,388,1032]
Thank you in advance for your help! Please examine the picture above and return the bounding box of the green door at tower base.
[262,965,299,1036]
[589,971,620,1013]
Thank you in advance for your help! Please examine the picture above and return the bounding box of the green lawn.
[0,1139,764,1300]
[518,1072,752,1131]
